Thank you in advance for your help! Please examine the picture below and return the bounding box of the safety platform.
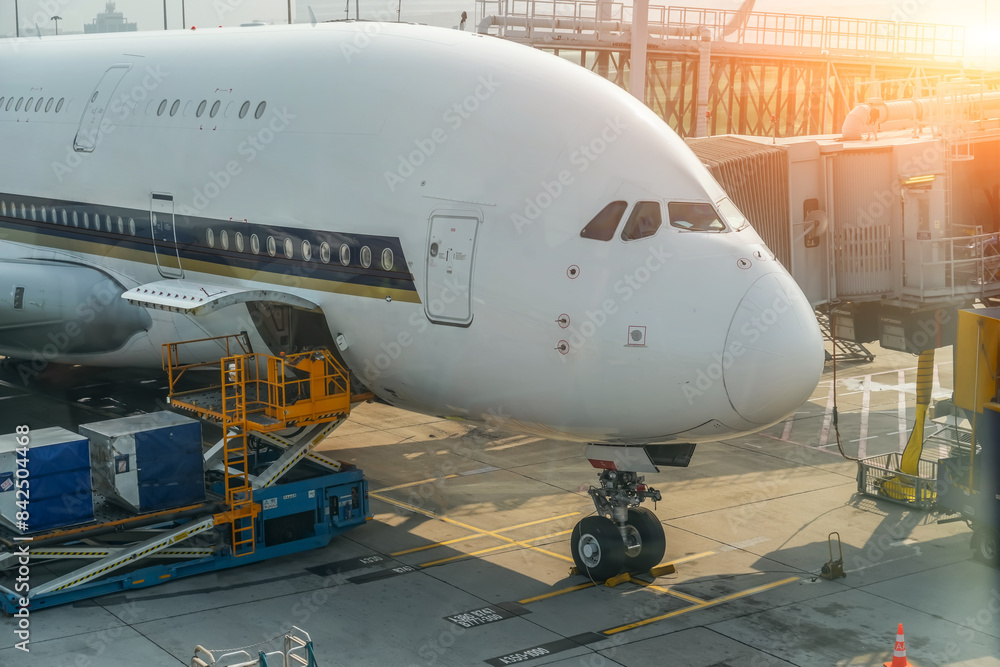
[0,335,371,612]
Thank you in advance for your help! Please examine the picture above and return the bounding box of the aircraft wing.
[122,280,319,315]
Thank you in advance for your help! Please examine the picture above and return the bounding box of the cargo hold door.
[425,213,480,326]
[74,64,131,152]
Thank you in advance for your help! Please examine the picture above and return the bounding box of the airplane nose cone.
[723,272,824,425]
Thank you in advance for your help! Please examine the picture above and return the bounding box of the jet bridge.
[685,74,1000,358]
[0,335,372,612]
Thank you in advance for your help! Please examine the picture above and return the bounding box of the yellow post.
[900,349,935,476]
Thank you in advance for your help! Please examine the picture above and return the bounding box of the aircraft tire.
[624,507,665,573]
[572,516,625,581]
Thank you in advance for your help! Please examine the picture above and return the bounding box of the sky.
[0,1,997,67]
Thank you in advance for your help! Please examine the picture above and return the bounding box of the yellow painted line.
[391,513,579,556]
[420,544,510,567]
[525,529,573,542]
[519,582,596,604]
[417,529,575,566]
[392,534,483,556]
[370,492,574,564]
[664,551,716,567]
[376,475,460,493]
[602,576,800,635]
[646,585,706,605]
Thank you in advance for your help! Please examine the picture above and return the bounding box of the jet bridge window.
[668,202,727,232]
[580,201,627,241]
[621,201,663,241]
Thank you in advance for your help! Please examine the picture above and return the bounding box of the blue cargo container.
[0,427,94,533]
[80,411,205,514]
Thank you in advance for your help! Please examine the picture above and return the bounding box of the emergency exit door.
[74,64,131,152]
[150,193,183,278]
[425,214,480,326]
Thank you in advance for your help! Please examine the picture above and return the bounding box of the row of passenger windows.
[580,198,748,242]
[151,98,266,120]
[205,227,393,270]
[0,199,394,272]
[2,200,139,234]
[1,96,66,114]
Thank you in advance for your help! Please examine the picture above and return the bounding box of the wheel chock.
[604,572,633,587]
[650,563,676,577]
[569,566,580,576]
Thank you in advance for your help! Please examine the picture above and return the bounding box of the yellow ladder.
[221,355,256,557]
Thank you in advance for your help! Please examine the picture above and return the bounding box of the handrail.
[477,0,964,58]
[902,232,1000,300]
[163,333,252,398]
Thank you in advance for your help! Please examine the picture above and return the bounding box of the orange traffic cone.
[883,623,910,667]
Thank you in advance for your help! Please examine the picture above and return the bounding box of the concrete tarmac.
[1,344,999,666]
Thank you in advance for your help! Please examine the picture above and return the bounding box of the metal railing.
[477,1,965,59]
[902,232,1000,300]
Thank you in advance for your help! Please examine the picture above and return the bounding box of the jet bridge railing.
[477,1,964,58]
[902,232,1000,300]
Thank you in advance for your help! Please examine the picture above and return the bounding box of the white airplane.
[0,22,823,578]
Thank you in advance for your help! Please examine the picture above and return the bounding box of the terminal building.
[84,2,138,34]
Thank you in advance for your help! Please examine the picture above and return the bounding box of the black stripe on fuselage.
[0,192,418,297]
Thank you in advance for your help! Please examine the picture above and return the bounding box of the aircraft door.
[74,64,131,152]
[150,193,183,278]
[425,213,480,326]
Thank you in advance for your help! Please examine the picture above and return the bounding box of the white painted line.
[858,375,871,459]
[898,369,907,453]
[780,415,794,441]
[818,382,834,449]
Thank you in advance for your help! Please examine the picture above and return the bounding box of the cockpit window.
[716,197,749,231]
[668,202,727,232]
[580,201,627,241]
[620,201,663,241]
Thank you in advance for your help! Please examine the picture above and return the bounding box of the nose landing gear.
[571,469,665,580]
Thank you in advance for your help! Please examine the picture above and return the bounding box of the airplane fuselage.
[0,23,824,445]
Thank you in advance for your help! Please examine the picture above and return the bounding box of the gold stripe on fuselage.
[2,224,423,304]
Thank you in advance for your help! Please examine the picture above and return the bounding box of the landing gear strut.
[571,469,665,580]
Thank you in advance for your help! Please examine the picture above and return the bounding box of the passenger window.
[668,202,727,232]
[716,197,749,231]
[621,201,663,241]
[580,201,627,241]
